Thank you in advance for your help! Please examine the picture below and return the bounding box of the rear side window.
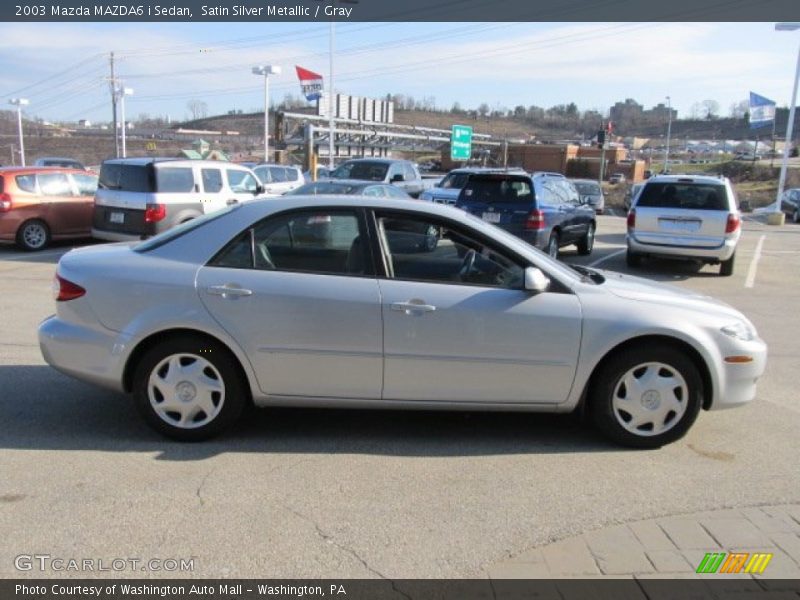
[637,182,729,210]
[460,177,533,204]
[15,175,37,193]
[155,167,194,193]
[37,173,72,196]
[286,168,300,182]
[202,169,223,193]
[269,167,288,182]
[99,163,154,192]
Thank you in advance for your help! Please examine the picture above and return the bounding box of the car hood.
[597,269,742,318]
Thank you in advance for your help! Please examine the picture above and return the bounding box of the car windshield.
[330,161,389,181]
[637,182,729,210]
[134,205,239,253]
[574,182,601,195]
[289,182,363,195]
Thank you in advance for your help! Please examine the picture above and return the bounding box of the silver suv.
[626,175,741,276]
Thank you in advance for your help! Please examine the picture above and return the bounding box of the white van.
[92,158,265,241]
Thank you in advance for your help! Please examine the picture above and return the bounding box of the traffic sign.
[451,125,473,161]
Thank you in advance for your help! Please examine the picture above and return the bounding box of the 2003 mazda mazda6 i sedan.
[38,197,767,447]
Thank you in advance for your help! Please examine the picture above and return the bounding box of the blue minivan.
[455,172,596,258]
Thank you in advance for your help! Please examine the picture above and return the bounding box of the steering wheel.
[459,249,477,281]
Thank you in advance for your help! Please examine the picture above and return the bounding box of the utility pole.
[109,52,119,158]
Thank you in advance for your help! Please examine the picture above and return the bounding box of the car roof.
[303,179,385,188]
[571,179,601,184]
[338,158,408,165]
[254,163,302,169]
[0,166,92,175]
[35,157,83,163]
[450,167,526,174]
[646,174,728,184]
[101,158,252,169]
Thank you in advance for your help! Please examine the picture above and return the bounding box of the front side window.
[269,167,288,182]
[210,210,368,276]
[377,213,525,289]
[72,173,99,196]
[439,172,470,189]
[227,170,259,193]
[37,173,72,197]
[202,169,224,193]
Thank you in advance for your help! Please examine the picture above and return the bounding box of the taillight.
[53,274,86,302]
[0,193,11,212]
[725,213,740,234]
[525,209,545,230]
[144,203,166,223]
[627,209,636,229]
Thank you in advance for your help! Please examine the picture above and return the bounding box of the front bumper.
[710,335,768,410]
[38,315,127,392]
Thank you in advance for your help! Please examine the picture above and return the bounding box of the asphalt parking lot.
[0,214,798,579]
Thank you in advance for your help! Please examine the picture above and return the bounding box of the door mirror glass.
[524,267,550,293]
[391,173,405,183]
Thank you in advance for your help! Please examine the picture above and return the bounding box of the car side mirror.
[391,174,405,183]
[255,184,264,195]
[524,267,550,293]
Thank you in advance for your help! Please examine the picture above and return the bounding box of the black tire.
[132,335,247,441]
[576,223,595,256]
[626,248,643,268]
[720,252,735,276]
[546,231,560,259]
[793,209,799,224]
[590,345,703,448]
[16,219,51,251]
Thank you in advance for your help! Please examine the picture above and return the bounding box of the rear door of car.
[457,174,534,237]
[68,172,98,233]
[633,180,731,247]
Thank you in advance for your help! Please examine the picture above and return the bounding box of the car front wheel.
[132,336,247,441]
[590,345,702,448]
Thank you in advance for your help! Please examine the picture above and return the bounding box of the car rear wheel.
[16,219,50,251]
[793,209,799,224]
[576,223,595,256]
[546,231,560,259]
[626,248,643,268]
[720,252,735,276]
[590,345,702,448]
[132,335,247,441]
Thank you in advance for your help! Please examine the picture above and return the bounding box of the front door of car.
[375,212,582,404]
[36,172,82,235]
[196,208,383,399]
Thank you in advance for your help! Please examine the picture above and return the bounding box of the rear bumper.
[627,234,737,262]
[38,315,127,392]
[91,228,143,242]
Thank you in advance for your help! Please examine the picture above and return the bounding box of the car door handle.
[226,198,239,205]
[391,300,436,315]
[207,284,253,299]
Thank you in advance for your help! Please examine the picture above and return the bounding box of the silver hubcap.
[148,353,225,429]
[23,223,46,249]
[612,362,688,437]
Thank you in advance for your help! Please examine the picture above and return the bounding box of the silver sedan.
[39,196,767,447]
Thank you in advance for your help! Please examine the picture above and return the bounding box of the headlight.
[720,321,756,341]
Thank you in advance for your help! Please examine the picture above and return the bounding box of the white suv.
[626,175,741,276]
[252,164,304,196]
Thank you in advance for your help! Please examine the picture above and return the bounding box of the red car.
[0,167,98,251]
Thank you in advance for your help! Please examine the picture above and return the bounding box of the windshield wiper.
[569,264,605,284]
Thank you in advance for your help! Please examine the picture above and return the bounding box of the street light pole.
[329,21,335,170]
[252,65,281,163]
[772,22,800,225]
[119,86,133,158]
[664,96,672,173]
[9,98,29,167]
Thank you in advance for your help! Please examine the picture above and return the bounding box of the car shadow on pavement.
[0,366,623,459]
[593,232,627,246]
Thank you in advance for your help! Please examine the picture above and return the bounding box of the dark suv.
[456,172,596,258]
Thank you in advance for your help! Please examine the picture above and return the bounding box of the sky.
[1,21,798,124]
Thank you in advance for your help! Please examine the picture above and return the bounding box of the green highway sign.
[451,124,473,161]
